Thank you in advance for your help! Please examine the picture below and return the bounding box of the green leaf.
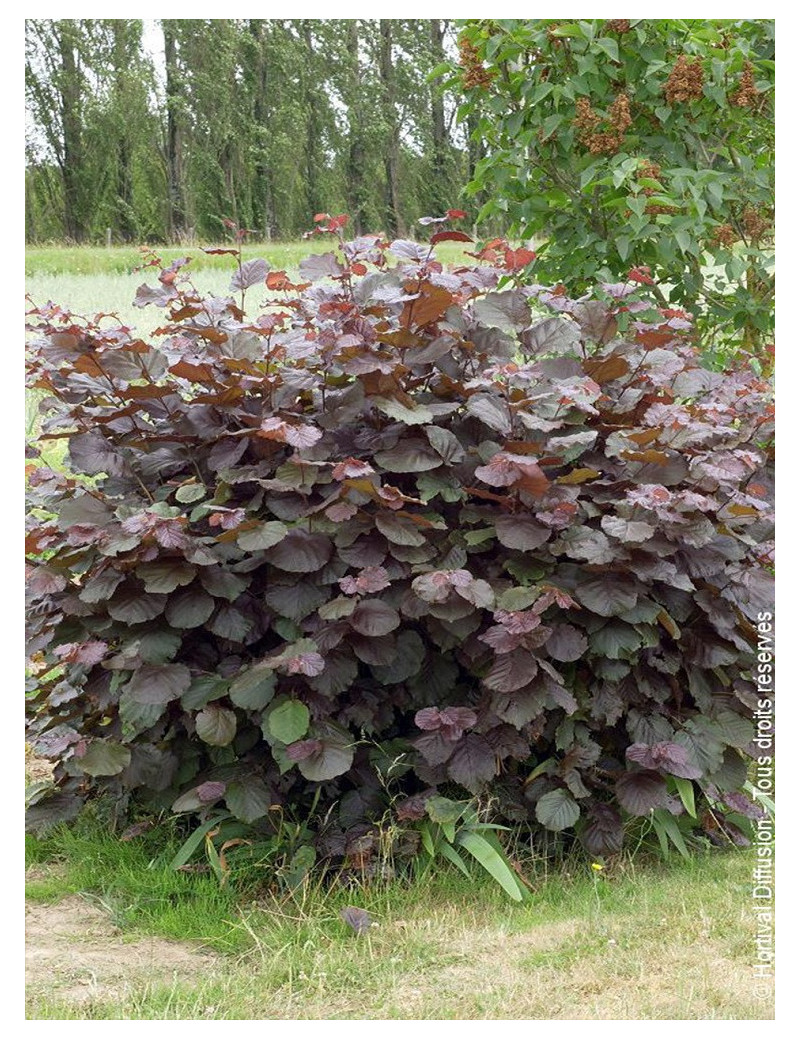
[297,738,354,782]
[195,705,237,747]
[283,845,316,890]
[426,795,466,826]
[464,527,495,546]
[457,830,524,901]
[175,482,207,504]
[228,663,276,710]
[78,740,131,777]
[535,788,581,831]
[497,586,541,611]
[225,776,272,823]
[168,813,232,870]
[137,560,196,594]
[438,840,472,878]
[652,808,690,859]
[181,675,229,710]
[540,113,563,141]
[548,23,580,38]
[165,589,215,629]
[672,777,697,818]
[267,699,310,745]
[595,37,619,62]
[236,521,289,552]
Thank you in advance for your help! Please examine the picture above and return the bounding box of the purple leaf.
[339,906,372,934]
[230,258,270,291]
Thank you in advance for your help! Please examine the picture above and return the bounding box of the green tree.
[26,20,91,241]
[454,19,774,357]
[25,18,478,244]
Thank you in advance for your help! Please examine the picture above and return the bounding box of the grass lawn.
[25,815,772,1021]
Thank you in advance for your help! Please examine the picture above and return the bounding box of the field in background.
[25,241,477,335]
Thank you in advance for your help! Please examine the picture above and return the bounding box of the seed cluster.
[645,202,680,216]
[710,224,737,247]
[605,19,631,34]
[731,61,759,108]
[459,37,494,90]
[742,206,771,242]
[664,54,705,104]
[637,161,662,196]
[573,93,632,155]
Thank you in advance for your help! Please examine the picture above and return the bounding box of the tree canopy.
[25,19,473,244]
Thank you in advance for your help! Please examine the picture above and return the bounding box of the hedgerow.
[26,214,774,867]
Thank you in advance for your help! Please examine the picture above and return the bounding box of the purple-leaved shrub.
[26,214,774,861]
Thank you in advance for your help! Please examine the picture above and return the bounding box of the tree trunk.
[345,20,368,236]
[112,21,136,241]
[302,21,324,221]
[58,21,83,242]
[249,19,277,239]
[163,20,186,241]
[429,19,448,213]
[378,21,404,238]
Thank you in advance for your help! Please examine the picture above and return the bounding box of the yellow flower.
[591,862,604,872]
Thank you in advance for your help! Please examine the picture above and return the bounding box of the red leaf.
[430,230,474,244]
[627,265,654,285]
[447,209,467,220]
[332,458,375,480]
[286,738,323,761]
[504,247,537,272]
[401,284,454,328]
[267,270,291,290]
[415,707,443,731]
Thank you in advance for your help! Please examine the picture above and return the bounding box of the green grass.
[26,240,474,277]
[26,815,246,952]
[25,814,773,1020]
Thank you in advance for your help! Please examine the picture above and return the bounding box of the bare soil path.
[25,894,219,1008]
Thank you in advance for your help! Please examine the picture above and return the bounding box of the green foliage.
[416,796,526,900]
[452,19,774,357]
[25,19,476,245]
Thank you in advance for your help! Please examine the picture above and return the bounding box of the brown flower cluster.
[573,96,600,136]
[610,93,632,132]
[710,224,737,248]
[605,19,631,34]
[664,54,705,104]
[459,37,494,90]
[731,61,759,108]
[637,160,662,196]
[742,206,771,242]
[573,93,631,155]
[645,203,680,216]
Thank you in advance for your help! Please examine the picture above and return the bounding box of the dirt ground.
[25,894,219,1008]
